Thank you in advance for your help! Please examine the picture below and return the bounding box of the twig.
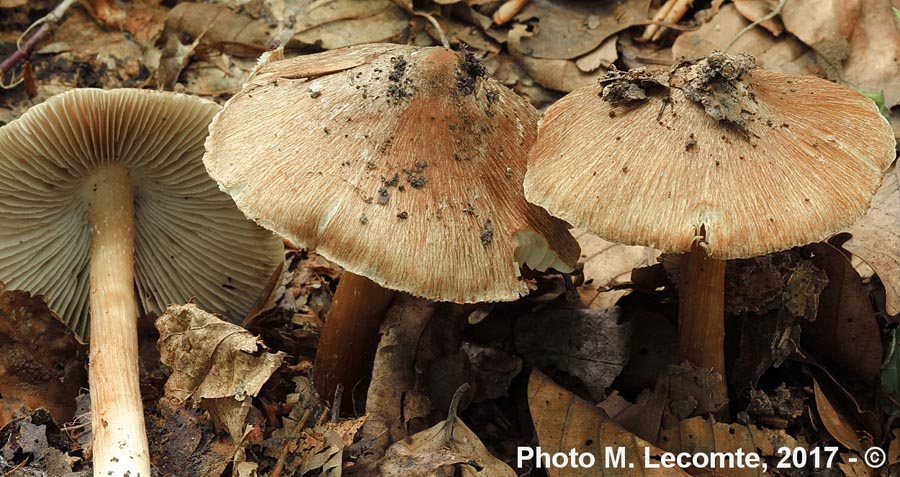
[724,0,788,53]
[0,0,78,89]
[414,10,450,49]
[493,0,529,25]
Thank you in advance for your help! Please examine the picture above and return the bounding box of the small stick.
[724,0,789,53]
[0,0,77,88]
[639,0,677,42]
[493,0,529,25]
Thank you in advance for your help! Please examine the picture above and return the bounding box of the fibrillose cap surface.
[525,53,897,259]
[204,44,579,303]
[0,89,284,339]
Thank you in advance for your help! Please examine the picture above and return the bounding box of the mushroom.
[524,52,896,401]
[0,89,284,476]
[203,44,580,404]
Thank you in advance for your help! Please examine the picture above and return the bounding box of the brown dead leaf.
[780,0,857,79]
[512,0,650,60]
[528,370,688,477]
[844,164,900,316]
[813,379,864,453]
[377,385,514,477]
[658,416,798,477]
[839,452,877,476]
[156,304,285,442]
[576,229,660,290]
[733,0,785,35]
[786,0,900,106]
[515,307,631,400]
[0,284,86,427]
[612,363,728,444]
[805,242,882,384]
[162,3,270,55]
[575,36,619,73]
[287,0,408,50]
[358,296,437,465]
[672,4,817,76]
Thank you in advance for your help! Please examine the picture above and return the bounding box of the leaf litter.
[0,0,899,475]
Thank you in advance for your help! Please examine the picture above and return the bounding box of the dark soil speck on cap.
[480,219,494,246]
[457,51,486,96]
[360,214,369,224]
[377,187,390,205]
[685,133,697,151]
[397,211,409,220]
[404,161,428,189]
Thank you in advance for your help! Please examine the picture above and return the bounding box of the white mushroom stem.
[85,165,150,477]
[313,272,396,412]
[677,240,728,397]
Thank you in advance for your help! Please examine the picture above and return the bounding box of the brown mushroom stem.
[313,272,396,411]
[677,240,727,390]
[85,165,151,477]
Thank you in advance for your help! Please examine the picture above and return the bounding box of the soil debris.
[480,219,494,246]
[600,52,760,132]
[457,51,486,96]
[404,161,428,189]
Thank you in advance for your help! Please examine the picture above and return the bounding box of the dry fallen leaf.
[157,303,285,442]
[576,229,660,290]
[515,307,631,400]
[286,0,408,50]
[528,370,688,477]
[733,0,785,35]
[805,242,883,384]
[844,164,900,316]
[658,416,798,477]
[608,363,728,444]
[358,296,437,466]
[377,385,515,477]
[512,0,650,60]
[672,3,817,76]
[0,284,86,427]
[813,379,864,453]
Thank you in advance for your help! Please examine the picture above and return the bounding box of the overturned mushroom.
[204,44,580,405]
[525,52,896,403]
[0,89,284,476]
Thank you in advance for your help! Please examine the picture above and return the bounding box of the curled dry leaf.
[0,284,86,427]
[783,0,900,107]
[805,243,882,384]
[512,0,650,60]
[609,363,728,444]
[286,0,408,50]
[658,416,799,477]
[156,304,285,442]
[733,0,785,36]
[576,229,660,290]
[844,164,900,316]
[515,307,631,400]
[528,370,688,477]
[377,385,515,477]
[358,296,437,465]
[813,380,864,454]
[672,4,817,76]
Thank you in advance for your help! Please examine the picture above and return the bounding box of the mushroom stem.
[85,165,150,477]
[677,240,727,386]
[313,272,396,411]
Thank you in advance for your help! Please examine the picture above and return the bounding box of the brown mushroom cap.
[204,44,579,303]
[525,54,897,259]
[0,89,284,338]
